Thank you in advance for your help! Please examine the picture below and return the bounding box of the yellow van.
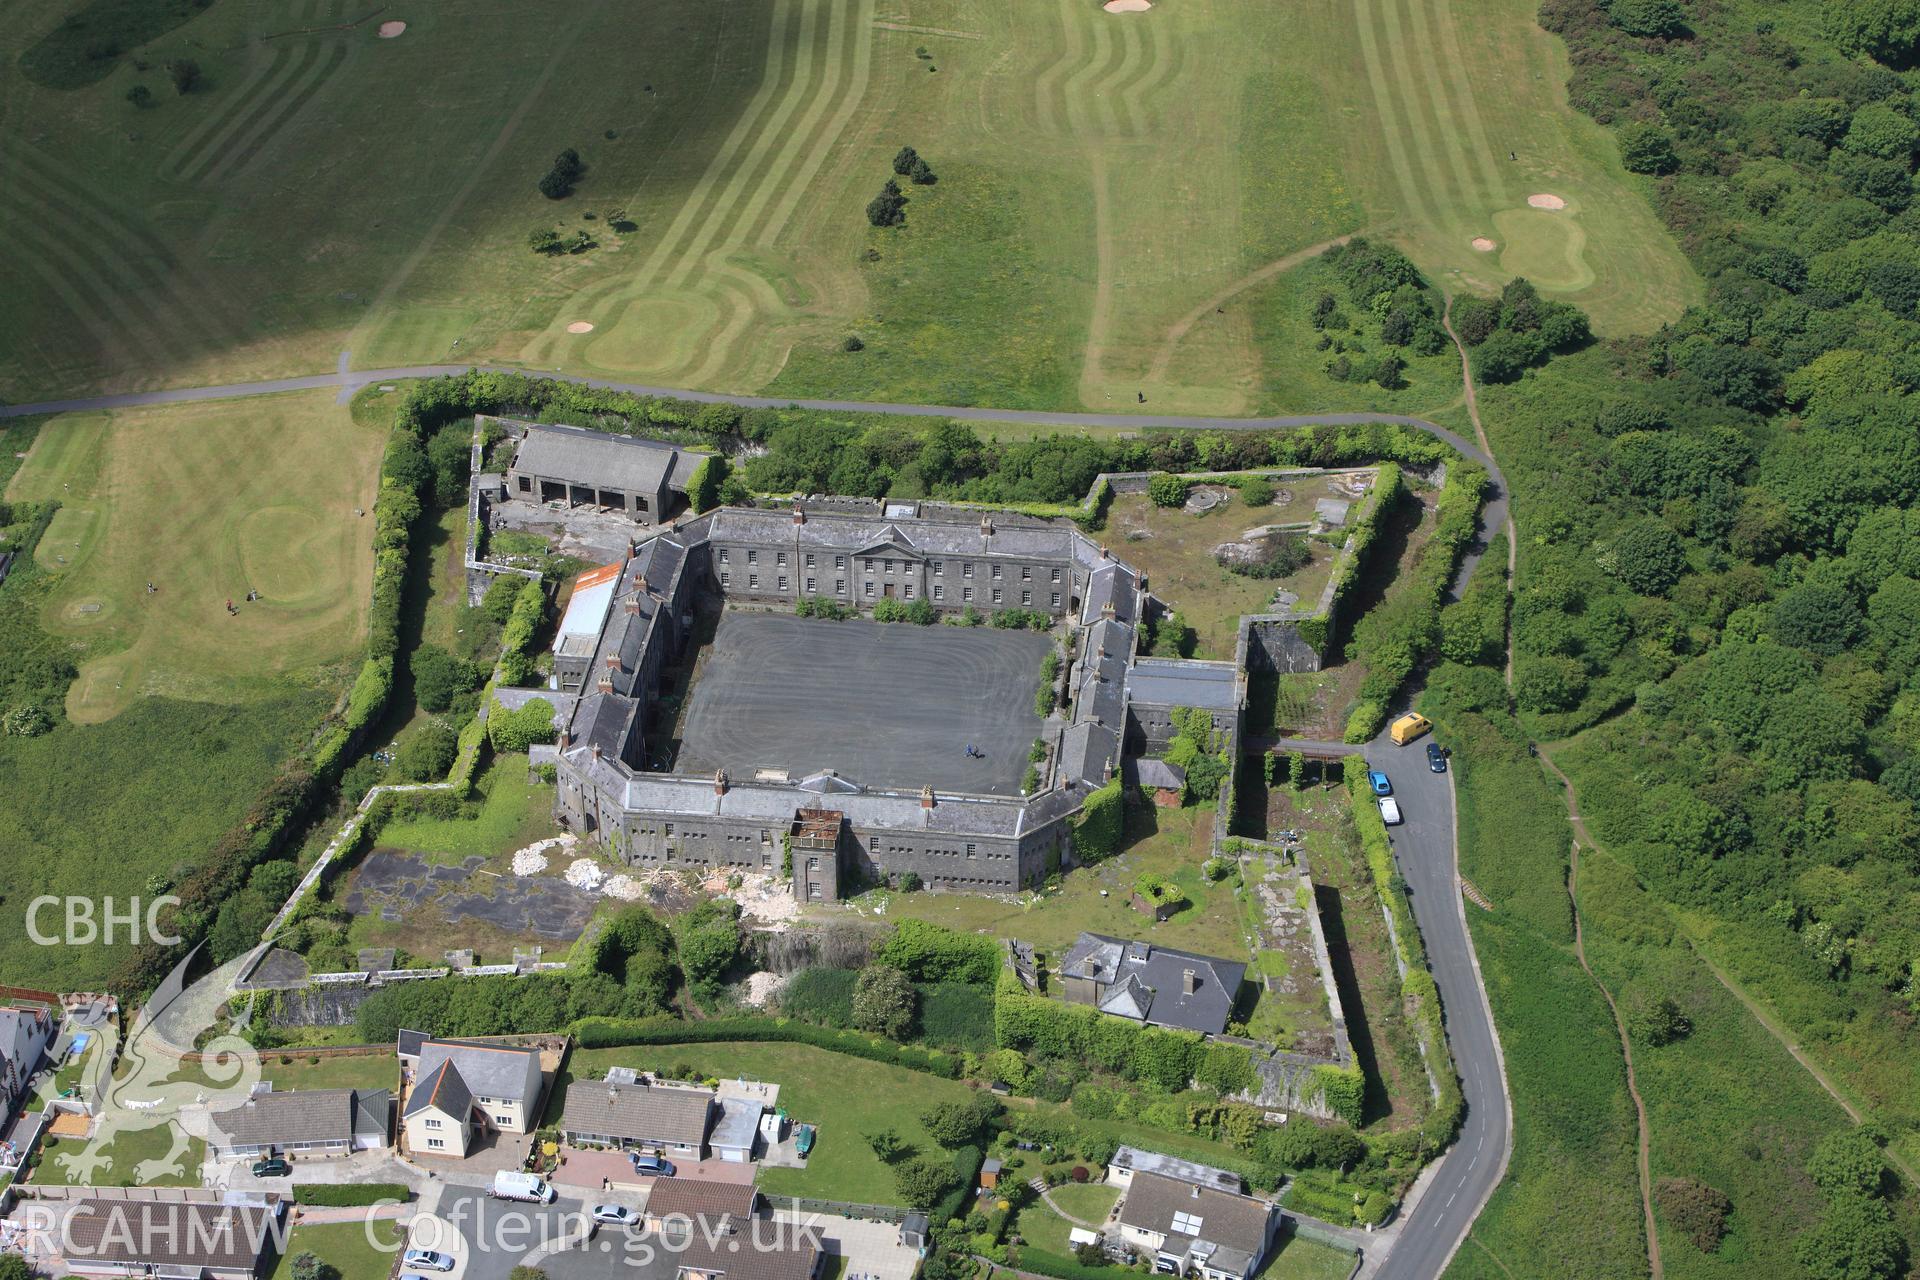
[1389,712,1432,746]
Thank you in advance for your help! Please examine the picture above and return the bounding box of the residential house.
[207,1087,390,1161]
[643,1178,760,1229]
[9,1192,288,1280]
[1058,934,1247,1037]
[401,1038,544,1158]
[1113,1171,1275,1280]
[560,1077,714,1158]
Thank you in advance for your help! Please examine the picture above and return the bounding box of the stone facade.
[551,503,1243,899]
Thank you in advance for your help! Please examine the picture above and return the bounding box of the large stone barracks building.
[550,500,1240,900]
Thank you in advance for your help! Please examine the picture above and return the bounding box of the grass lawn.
[198,1051,398,1094]
[1263,1231,1359,1280]
[270,1219,410,1280]
[836,802,1240,961]
[19,393,385,721]
[1045,1181,1119,1223]
[377,754,557,865]
[1104,490,1347,661]
[37,1125,205,1188]
[561,1042,980,1203]
[1010,1200,1078,1254]
[0,0,1686,407]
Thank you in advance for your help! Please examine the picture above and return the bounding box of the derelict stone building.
[505,421,698,525]
[546,483,1245,900]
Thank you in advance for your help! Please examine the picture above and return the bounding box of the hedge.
[1072,779,1125,862]
[1293,462,1401,653]
[571,1014,963,1078]
[994,973,1210,1091]
[1344,462,1489,738]
[1310,1064,1365,1127]
[1344,769,1463,1152]
[1011,1247,1127,1280]
[293,1183,412,1206]
[685,453,726,513]
[497,577,548,685]
[1036,650,1061,717]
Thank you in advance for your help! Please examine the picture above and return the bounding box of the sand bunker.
[1527,193,1567,211]
[1471,237,1496,252]
[1103,0,1152,11]
[377,20,406,37]
[566,321,595,334]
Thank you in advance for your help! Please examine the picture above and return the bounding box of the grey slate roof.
[563,1078,713,1145]
[397,1028,431,1059]
[1126,658,1240,711]
[408,1039,542,1115]
[512,422,692,496]
[61,1197,284,1276]
[1118,1171,1271,1263]
[210,1088,384,1149]
[1060,933,1247,1035]
[646,1177,760,1221]
[404,1059,472,1121]
[1082,562,1141,626]
[1060,722,1120,788]
[1128,758,1187,790]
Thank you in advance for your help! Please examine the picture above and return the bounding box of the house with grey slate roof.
[207,1086,390,1160]
[560,1077,715,1158]
[1112,1170,1275,1280]
[528,449,1247,903]
[1059,934,1247,1036]
[401,1038,543,1158]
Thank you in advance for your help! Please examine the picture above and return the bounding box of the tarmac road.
[1,363,1515,1280]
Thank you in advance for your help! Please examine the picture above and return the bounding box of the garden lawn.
[37,1125,204,1188]
[173,1051,400,1095]
[1263,1231,1359,1280]
[561,1042,980,1204]
[1045,1181,1119,1223]
[844,803,1240,961]
[376,754,557,865]
[269,1220,409,1280]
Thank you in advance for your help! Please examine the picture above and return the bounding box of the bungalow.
[401,1038,544,1158]
[561,1077,713,1158]
[207,1087,390,1161]
[670,1218,820,1280]
[1113,1171,1275,1280]
[643,1178,760,1229]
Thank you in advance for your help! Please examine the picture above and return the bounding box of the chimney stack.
[921,785,935,811]
[1099,545,1110,561]
[558,730,571,750]
[1101,600,1116,619]
[715,770,729,797]
[793,508,807,526]
[591,743,602,761]
[1182,968,1197,995]
[597,672,614,694]
[980,516,994,536]
[625,596,642,615]
[636,574,650,595]
[606,653,622,672]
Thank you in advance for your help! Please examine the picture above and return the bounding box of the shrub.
[487,697,554,752]
[1627,994,1691,1046]
[394,723,459,781]
[894,1154,960,1207]
[293,1183,411,1206]
[853,964,918,1039]
[878,919,1000,983]
[1656,1177,1731,1252]
[412,644,483,713]
[1072,779,1126,862]
[1036,650,1060,716]
[1147,474,1190,508]
[1238,476,1275,507]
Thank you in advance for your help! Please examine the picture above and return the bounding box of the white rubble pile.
[565,858,606,891]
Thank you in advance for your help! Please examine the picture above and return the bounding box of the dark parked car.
[250,1157,291,1178]
[1427,742,1447,773]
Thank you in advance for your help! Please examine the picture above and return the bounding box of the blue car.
[1367,770,1392,796]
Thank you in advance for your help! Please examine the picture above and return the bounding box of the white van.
[491,1170,557,1203]
[1378,797,1404,826]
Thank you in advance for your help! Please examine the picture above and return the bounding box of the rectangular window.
[747,549,757,564]
[864,558,874,572]
[665,823,675,836]
[806,578,816,593]
[720,573,730,587]
[1022,590,1032,606]
[932,560,943,575]
[425,1118,442,1130]
[865,582,876,597]
[776,552,788,566]
[904,583,915,599]
[749,574,759,588]
[1051,567,1062,583]
[718,548,729,563]
[933,585,944,601]
[992,589,1003,603]
[963,587,973,601]
[428,1138,445,1149]
[836,555,847,570]
[966,843,978,858]
[805,554,816,568]
[963,563,974,578]
[992,564,1003,579]
[808,857,820,870]
[778,576,789,590]
[1051,592,1061,609]
[836,579,846,595]
[885,560,895,574]
[495,1115,512,1126]
[1022,566,1032,581]
[809,884,823,899]
[517,476,531,492]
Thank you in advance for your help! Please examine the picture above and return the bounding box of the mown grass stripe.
[1351,0,1437,234]
[667,0,827,290]
[1429,0,1509,210]
[162,43,298,183]
[628,0,802,295]
[183,40,328,185]
[1032,0,1086,139]
[201,39,350,187]
[755,0,875,252]
[1376,0,1460,219]
[1398,0,1488,218]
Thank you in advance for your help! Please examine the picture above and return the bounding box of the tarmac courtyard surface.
[675,612,1051,796]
